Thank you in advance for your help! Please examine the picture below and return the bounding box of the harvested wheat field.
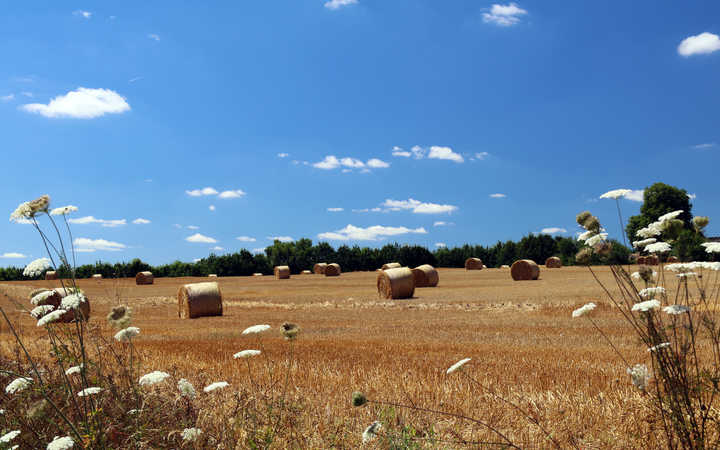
[0,267,669,448]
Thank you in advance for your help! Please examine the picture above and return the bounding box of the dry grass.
[0,267,672,448]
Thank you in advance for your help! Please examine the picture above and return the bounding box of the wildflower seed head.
[107,305,132,329]
[594,241,612,257]
[26,399,48,420]
[5,377,32,394]
[661,219,684,241]
[627,364,650,391]
[178,378,196,398]
[46,435,74,450]
[114,326,140,342]
[50,205,78,216]
[28,195,50,215]
[182,428,202,443]
[352,391,367,407]
[693,216,709,232]
[638,265,654,283]
[362,421,382,443]
[576,211,592,227]
[282,322,299,340]
[575,247,593,265]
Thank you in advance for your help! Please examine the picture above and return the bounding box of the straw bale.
[313,263,328,274]
[253,273,263,276]
[91,274,102,279]
[53,287,91,322]
[325,263,341,277]
[511,259,540,281]
[637,256,647,265]
[545,257,562,268]
[177,282,223,319]
[274,266,291,279]
[465,258,483,270]
[666,255,679,263]
[500,264,510,269]
[301,270,312,275]
[135,271,154,285]
[45,271,58,280]
[646,255,659,266]
[208,274,218,278]
[411,264,439,288]
[381,262,402,270]
[377,267,415,299]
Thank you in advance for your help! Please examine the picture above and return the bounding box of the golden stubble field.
[1,267,665,448]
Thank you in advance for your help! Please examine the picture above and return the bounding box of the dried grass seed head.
[107,305,132,329]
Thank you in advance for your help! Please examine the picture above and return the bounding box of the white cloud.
[324,0,357,10]
[475,152,490,160]
[187,225,200,230]
[411,145,426,159]
[327,207,344,212]
[132,218,150,224]
[693,142,716,149]
[252,248,265,254]
[1,252,26,258]
[541,227,567,234]
[68,216,126,227]
[236,236,256,242]
[392,146,411,157]
[313,155,341,170]
[268,236,294,242]
[21,88,130,119]
[678,32,720,57]
[428,146,464,163]
[210,246,225,251]
[483,3,528,26]
[173,224,182,229]
[73,10,92,19]
[433,221,454,227]
[186,187,219,197]
[341,168,352,173]
[489,193,507,198]
[218,189,246,199]
[625,190,644,202]
[435,243,447,248]
[185,233,217,244]
[1,94,14,102]
[73,237,126,252]
[193,258,201,263]
[209,205,216,211]
[318,224,427,241]
[340,157,365,168]
[688,193,697,200]
[382,198,458,214]
[277,153,289,158]
[129,77,143,83]
[367,158,390,168]
[148,33,160,41]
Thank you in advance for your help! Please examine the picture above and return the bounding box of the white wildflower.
[664,305,690,315]
[362,421,382,443]
[60,293,86,310]
[446,358,471,374]
[599,189,632,200]
[627,364,650,391]
[178,378,196,398]
[31,305,55,318]
[638,287,665,298]
[658,210,683,223]
[636,223,663,238]
[203,381,229,393]
[46,435,74,450]
[233,349,261,359]
[65,365,82,376]
[50,206,78,216]
[31,290,55,305]
[5,377,32,394]
[23,257,51,277]
[631,271,641,280]
[77,387,103,397]
[182,428,202,442]
[0,409,4,414]
[242,324,271,335]
[10,201,33,222]
[585,233,608,247]
[665,263,696,273]
[632,238,657,248]
[677,273,698,278]
[632,299,661,312]
[577,230,595,242]
[114,327,140,342]
[138,371,170,386]
[572,302,596,318]
[645,242,671,253]
[648,342,671,352]
[701,242,720,253]
[0,430,20,444]
[37,309,67,327]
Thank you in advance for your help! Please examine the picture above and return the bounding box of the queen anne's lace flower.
[638,287,665,298]
[446,358,471,374]
[242,324,271,335]
[577,230,595,242]
[627,364,650,391]
[50,206,78,216]
[599,189,632,199]
[178,378,196,398]
[362,421,382,443]
[233,350,261,359]
[632,300,661,312]
[46,435,74,450]
[632,238,656,248]
[10,201,33,222]
[23,258,51,277]
[585,233,608,247]
[677,273,698,278]
[658,210,683,223]
[572,302,596,318]
[203,381,229,392]
[636,223,663,238]
[31,290,54,306]
[6,377,32,394]
[701,242,720,253]
[65,365,82,376]
[77,387,103,397]
[182,428,202,442]
[138,371,170,386]
[114,327,140,342]
[0,430,20,444]
[60,293,86,310]
[37,309,67,327]
[648,342,671,352]
[664,305,690,315]
[31,305,55,318]
[645,242,671,253]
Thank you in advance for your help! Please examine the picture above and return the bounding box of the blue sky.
[2,1,719,265]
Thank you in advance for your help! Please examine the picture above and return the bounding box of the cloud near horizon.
[312,155,390,171]
[318,224,427,241]
[185,233,218,244]
[541,227,567,234]
[1,252,27,258]
[132,218,151,224]
[69,216,126,227]
[21,88,130,119]
[382,198,458,214]
[73,237,126,252]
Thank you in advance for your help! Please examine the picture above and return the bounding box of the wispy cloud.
[68,216,126,227]
[74,237,126,252]
[185,233,217,244]
[186,187,219,197]
[218,189,246,199]
[475,152,490,160]
[489,193,507,198]
[21,88,130,119]
[148,33,160,41]
[132,218,150,225]
[541,227,567,234]
[433,221,454,227]
[210,246,224,251]
[382,198,458,214]
[688,193,697,200]
[209,205,216,211]
[391,146,411,157]
[367,158,390,168]
[73,10,92,19]
[483,3,528,26]
[624,190,644,202]
[187,225,200,230]
[268,236,294,242]
[0,252,26,258]
[277,153,289,158]
[1,94,15,102]
[428,146,464,163]
[324,0,358,10]
[318,224,427,241]
[693,142,716,149]
[678,32,720,57]
[312,155,390,171]
[129,77,143,83]
[327,207,344,212]
[435,243,447,248]
[236,236,257,242]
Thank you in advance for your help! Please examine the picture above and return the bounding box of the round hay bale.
[666,255,679,263]
[545,257,562,268]
[274,266,291,279]
[45,271,58,281]
[325,263,341,277]
[411,264,439,288]
[313,263,327,274]
[629,253,639,263]
[377,267,415,299]
[381,262,402,271]
[29,288,51,300]
[178,282,222,319]
[208,274,218,278]
[135,271,154,285]
[91,274,102,279]
[53,287,91,322]
[646,255,659,266]
[301,270,312,275]
[510,260,540,281]
[637,255,647,265]
[500,264,510,269]
[252,273,263,277]
[465,258,483,270]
